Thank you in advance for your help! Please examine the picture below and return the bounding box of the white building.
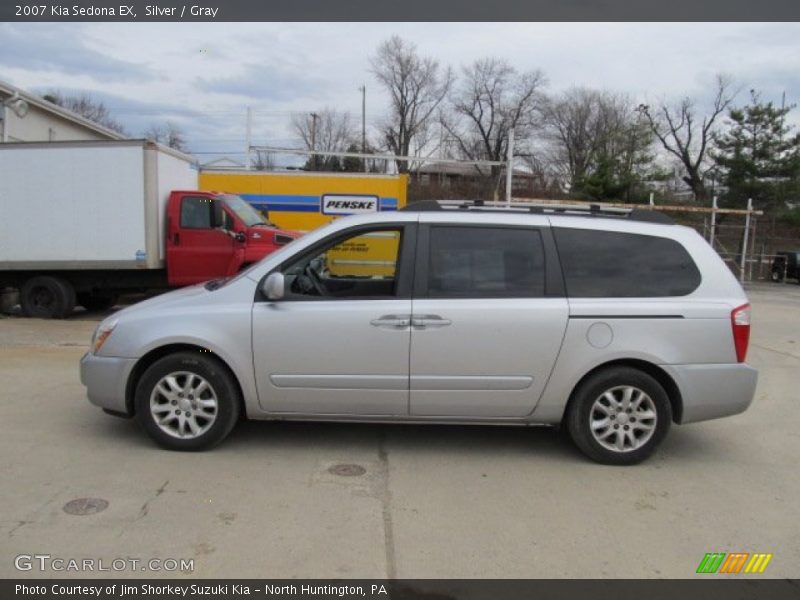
[0,79,126,143]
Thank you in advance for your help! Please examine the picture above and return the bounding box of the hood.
[112,283,210,320]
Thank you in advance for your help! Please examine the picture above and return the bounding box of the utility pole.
[310,112,319,171]
[245,106,252,170]
[505,128,515,206]
[359,85,367,172]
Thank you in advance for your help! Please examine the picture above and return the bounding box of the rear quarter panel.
[529,217,749,424]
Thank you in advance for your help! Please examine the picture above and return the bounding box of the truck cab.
[166,191,299,286]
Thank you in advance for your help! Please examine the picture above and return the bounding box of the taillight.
[731,303,751,363]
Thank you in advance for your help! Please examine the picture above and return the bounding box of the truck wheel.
[78,292,118,312]
[135,352,241,451]
[20,276,76,319]
[771,270,784,283]
[565,367,672,465]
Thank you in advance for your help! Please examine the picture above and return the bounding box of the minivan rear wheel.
[135,352,240,451]
[566,367,671,465]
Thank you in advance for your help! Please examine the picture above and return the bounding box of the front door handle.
[370,314,411,329]
[412,314,452,328]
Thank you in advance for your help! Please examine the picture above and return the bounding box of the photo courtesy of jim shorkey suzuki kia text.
[14,584,388,597]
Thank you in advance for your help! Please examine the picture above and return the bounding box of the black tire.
[565,367,672,465]
[135,352,241,451]
[77,292,118,312]
[771,270,784,283]
[20,276,76,319]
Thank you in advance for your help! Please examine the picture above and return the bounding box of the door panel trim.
[410,375,533,391]
[269,374,408,390]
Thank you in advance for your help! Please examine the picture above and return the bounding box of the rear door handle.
[412,314,452,328]
[370,314,411,329]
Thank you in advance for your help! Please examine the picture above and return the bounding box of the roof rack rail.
[401,199,674,225]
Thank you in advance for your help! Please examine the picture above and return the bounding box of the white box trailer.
[0,140,198,317]
[0,139,197,270]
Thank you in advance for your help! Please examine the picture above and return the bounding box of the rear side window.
[553,228,701,297]
[428,226,545,298]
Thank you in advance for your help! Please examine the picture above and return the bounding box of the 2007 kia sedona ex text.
[80,200,758,465]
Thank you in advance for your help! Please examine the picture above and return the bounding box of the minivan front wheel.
[566,367,671,465]
[135,352,240,450]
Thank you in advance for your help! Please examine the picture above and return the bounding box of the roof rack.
[401,199,674,225]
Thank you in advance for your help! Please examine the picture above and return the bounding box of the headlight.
[91,319,118,354]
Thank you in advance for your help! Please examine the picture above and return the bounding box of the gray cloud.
[5,22,800,158]
[0,23,152,83]
[196,63,325,103]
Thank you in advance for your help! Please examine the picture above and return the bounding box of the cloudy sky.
[2,22,800,162]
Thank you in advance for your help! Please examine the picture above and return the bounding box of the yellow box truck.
[198,170,408,233]
[198,170,408,277]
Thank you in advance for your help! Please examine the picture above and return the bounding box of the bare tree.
[542,88,655,200]
[291,108,357,171]
[43,91,127,135]
[541,88,603,188]
[442,57,546,183]
[637,75,737,201]
[144,122,187,151]
[370,35,453,173]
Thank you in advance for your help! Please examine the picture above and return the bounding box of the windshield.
[221,194,269,227]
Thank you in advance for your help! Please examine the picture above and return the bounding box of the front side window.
[553,228,701,297]
[180,196,213,229]
[282,228,402,299]
[427,226,545,298]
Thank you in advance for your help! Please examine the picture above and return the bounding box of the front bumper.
[662,363,759,424]
[80,352,138,416]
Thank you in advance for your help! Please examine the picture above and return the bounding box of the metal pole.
[649,192,654,206]
[710,196,717,248]
[749,212,757,282]
[250,145,505,166]
[245,106,252,170]
[740,198,752,283]
[505,128,515,206]
[359,85,366,172]
[310,112,319,170]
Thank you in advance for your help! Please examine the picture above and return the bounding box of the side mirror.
[261,272,284,300]
[235,231,247,243]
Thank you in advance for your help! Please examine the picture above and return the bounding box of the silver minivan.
[80,201,758,464]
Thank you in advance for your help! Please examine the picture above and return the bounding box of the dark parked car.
[771,251,800,283]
